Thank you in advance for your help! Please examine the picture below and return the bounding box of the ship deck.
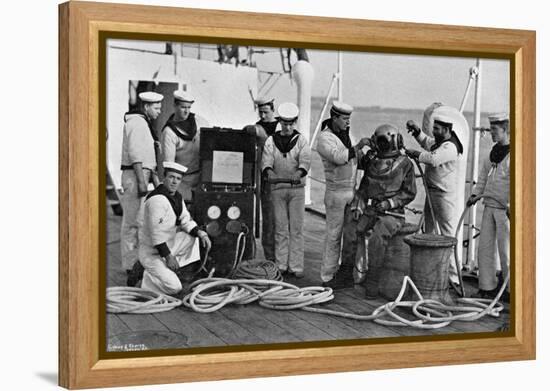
[105,207,510,352]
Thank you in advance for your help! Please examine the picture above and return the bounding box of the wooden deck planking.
[105,206,510,350]
[240,304,335,342]
[310,300,401,339]
[178,307,265,346]
[289,305,366,340]
[106,257,120,286]
[116,312,170,332]
[105,213,123,285]
[219,305,303,344]
[152,309,226,347]
[106,314,131,337]
[431,312,508,334]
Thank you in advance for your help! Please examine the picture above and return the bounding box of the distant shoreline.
[311,97,489,116]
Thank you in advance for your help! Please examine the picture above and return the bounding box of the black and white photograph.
[104,37,511,352]
[5,0,549,389]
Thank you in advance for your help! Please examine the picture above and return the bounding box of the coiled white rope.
[232,260,283,281]
[106,286,182,314]
[108,276,507,330]
[182,275,507,329]
[182,278,333,312]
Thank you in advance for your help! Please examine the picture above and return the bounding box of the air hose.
[226,232,247,278]
[410,155,441,235]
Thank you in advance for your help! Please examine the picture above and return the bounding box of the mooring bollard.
[378,223,419,300]
[404,233,457,305]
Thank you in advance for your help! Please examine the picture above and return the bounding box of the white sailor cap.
[138,91,164,103]
[163,161,188,175]
[488,112,509,124]
[255,96,274,106]
[330,101,353,116]
[277,102,300,121]
[173,90,194,103]
[432,113,455,128]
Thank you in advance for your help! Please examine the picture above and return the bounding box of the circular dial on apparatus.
[207,205,221,220]
[227,205,241,220]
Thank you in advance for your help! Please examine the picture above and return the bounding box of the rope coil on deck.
[107,269,507,329]
[182,278,333,312]
[106,286,182,314]
[231,260,283,281]
[182,275,507,329]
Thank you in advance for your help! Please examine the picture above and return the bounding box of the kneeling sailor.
[139,162,212,296]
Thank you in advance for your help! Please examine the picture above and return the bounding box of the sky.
[255,47,510,112]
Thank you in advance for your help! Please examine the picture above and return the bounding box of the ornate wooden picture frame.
[59,1,535,388]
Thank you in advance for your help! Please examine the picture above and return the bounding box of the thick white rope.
[108,275,507,330]
[106,286,182,314]
[182,275,506,330]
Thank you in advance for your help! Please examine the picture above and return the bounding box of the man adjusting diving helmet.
[331,124,416,298]
[405,113,464,285]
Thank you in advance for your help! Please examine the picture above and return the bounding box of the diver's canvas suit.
[341,151,417,297]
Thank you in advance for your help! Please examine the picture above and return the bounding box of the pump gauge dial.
[207,205,221,220]
[227,205,241,220]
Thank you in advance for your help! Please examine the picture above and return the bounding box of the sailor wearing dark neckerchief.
[161,90,210,202]
[120,91,163,285]
[467,112,511,301]
[261,102,311,278]
[256,96,280,139]
[255,96,280,263]
[139,162,211,297]
[406,112,465,285]
[316,101,370,284]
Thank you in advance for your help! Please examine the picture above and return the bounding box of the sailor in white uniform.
[120,91,163,282]
[139,162,211,296]
[161,91,210,202]
[262,103,311,277]
[406,113,464,284]
[316,101,369,283]
[254,96,280,263]
[467,113,510,301]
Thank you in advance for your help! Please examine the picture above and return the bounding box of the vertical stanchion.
[459,70,476,113]
[337,51,343,101]
[309,74,338,148]
[466,59,482,271]
[293,60,315,205]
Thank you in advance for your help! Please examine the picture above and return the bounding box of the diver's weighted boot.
[364,266,381,299]
[323,264,355,290]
